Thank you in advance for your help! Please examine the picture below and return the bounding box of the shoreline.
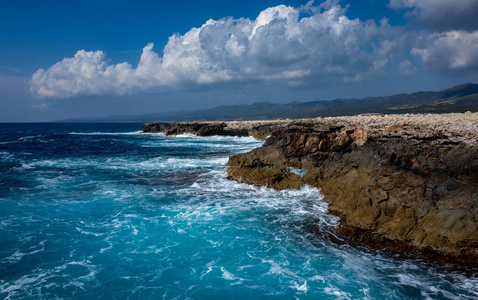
[143,113,478,265]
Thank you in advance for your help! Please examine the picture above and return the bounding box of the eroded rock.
[226,113,478,264]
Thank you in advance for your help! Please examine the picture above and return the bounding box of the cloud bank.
[411,30,478,75]
[390,0,478,76]
[31,2,402,99]
[30,0,478,99]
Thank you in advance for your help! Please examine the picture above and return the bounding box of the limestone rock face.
[226,114,478,263]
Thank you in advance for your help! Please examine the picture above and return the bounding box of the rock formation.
[144,113,478,264]
[143,120,290,140]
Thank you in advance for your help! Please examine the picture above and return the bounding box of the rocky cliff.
[144,113,478,264]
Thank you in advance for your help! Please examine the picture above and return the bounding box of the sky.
[1,0,478,122]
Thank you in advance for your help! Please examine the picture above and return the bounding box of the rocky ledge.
[144,113,478,264]
[143,120,291,140]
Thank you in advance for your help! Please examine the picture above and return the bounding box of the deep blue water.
[0,123,477,299]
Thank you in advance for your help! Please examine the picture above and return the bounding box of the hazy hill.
[57,83,478,122]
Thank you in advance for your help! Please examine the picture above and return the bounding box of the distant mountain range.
[57,83,478,122]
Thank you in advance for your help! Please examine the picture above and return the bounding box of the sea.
[0,123,477,299]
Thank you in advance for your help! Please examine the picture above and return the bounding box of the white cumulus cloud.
[31,2,404,99]
[389,0,478,76]
[411,30,478,76]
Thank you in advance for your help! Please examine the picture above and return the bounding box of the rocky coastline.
[143,113,478,264]
[142,120,290,140]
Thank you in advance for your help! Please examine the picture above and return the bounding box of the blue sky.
[1,0,477,122]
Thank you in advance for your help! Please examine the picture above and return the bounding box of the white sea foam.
[15,163,35,170]
[18,135,43,141]
[0,254,98,299]
[22,155,228,178]
[163,133,262,144]
[35,174,76,190]
[28,131,254,174]
[69,131,143,135]
[75,227,107,236]
[0,151,14,160]
[323,287,350,298]
[1,240,46,264]
[292,280,308,293]
[200,265,214,280]
[289,167,307,177]
[182,169,335,226]
[221,267,240,281]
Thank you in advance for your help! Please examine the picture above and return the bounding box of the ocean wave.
[159,133,262,143]
[69,131,143,135]
[13,163,35,170]
[1,135,50,146]
[171,169,338,235]
[0,151,14,160]
[18,135,44,141]
[1,240,46,264]
[0,258,99,299]
[16,156,206,172]
[0,135,44,145]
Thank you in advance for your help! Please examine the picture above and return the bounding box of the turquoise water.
[0,123,477,299]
